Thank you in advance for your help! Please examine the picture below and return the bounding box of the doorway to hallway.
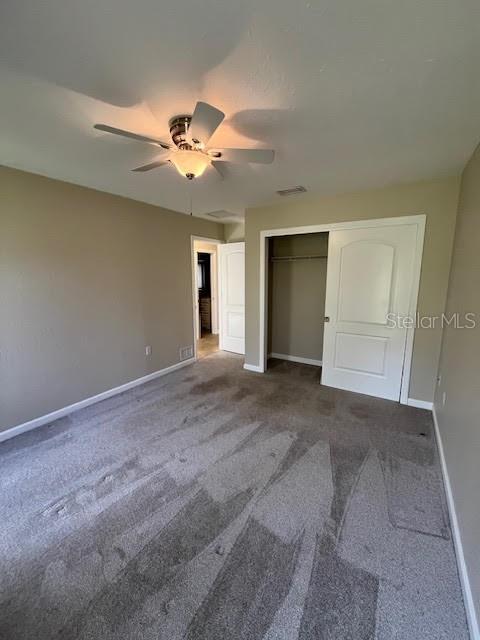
[197,250,219,358]
[192,237,221,360]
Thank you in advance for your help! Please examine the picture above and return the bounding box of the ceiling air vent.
[206,210,243,221]
[276,186,307,197]
[207,210,230,219]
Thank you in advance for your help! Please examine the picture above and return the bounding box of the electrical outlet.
[145,345,152,356]
[442,391,447,407]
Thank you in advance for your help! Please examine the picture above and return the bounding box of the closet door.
[322,224,417,401]
[218,242,245,354]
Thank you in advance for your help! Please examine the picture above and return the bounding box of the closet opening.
[267,231,329,371]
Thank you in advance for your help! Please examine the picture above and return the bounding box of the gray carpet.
[0,353,469,639]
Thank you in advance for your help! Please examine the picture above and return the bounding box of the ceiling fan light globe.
[170,150,211,179]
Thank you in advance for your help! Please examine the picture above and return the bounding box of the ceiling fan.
[94,101,275,180]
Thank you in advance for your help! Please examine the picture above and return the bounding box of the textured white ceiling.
[1,0,480,217]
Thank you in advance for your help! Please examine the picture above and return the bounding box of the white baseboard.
[407,397,434,410]
[0,358,196,444]
[269,352,323,367]
[432,406,479,640]
[243,363,264,373]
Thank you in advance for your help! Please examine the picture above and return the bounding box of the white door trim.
[190,236,224,360]
[257,214,426,405]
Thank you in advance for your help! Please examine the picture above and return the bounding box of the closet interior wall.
[268,232,329,365]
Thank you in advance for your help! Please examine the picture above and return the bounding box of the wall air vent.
[179,345,194,361]
[276,186,307,196]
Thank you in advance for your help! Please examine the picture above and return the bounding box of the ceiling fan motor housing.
[169,115,193,149]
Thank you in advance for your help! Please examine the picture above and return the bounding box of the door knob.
[324,316,330,322]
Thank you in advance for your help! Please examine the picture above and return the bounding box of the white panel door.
[219,242,245,354]
[322,224,418,400]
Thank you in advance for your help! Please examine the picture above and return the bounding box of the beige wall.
[434,144,480,625]
[0,166,224,432]
[245,177,460,402]
[224,221,245,242]
[268,233,328,361]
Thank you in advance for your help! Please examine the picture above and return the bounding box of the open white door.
[322,224,418,401]
[219,242,245,354]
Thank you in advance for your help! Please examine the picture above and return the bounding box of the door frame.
[191,236,224,360]
[257,214,426,405]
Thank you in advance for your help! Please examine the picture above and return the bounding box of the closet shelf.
[270,254,328,262]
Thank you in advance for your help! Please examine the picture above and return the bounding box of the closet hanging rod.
[270,254,328,262]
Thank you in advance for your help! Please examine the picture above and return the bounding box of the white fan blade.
[212,161,227,180]
[208,148,274,164]
[131,160,170,172]
[188,102,225,146]
[94,124,171,149]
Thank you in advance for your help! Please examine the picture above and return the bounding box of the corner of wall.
[224,221,245,243]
